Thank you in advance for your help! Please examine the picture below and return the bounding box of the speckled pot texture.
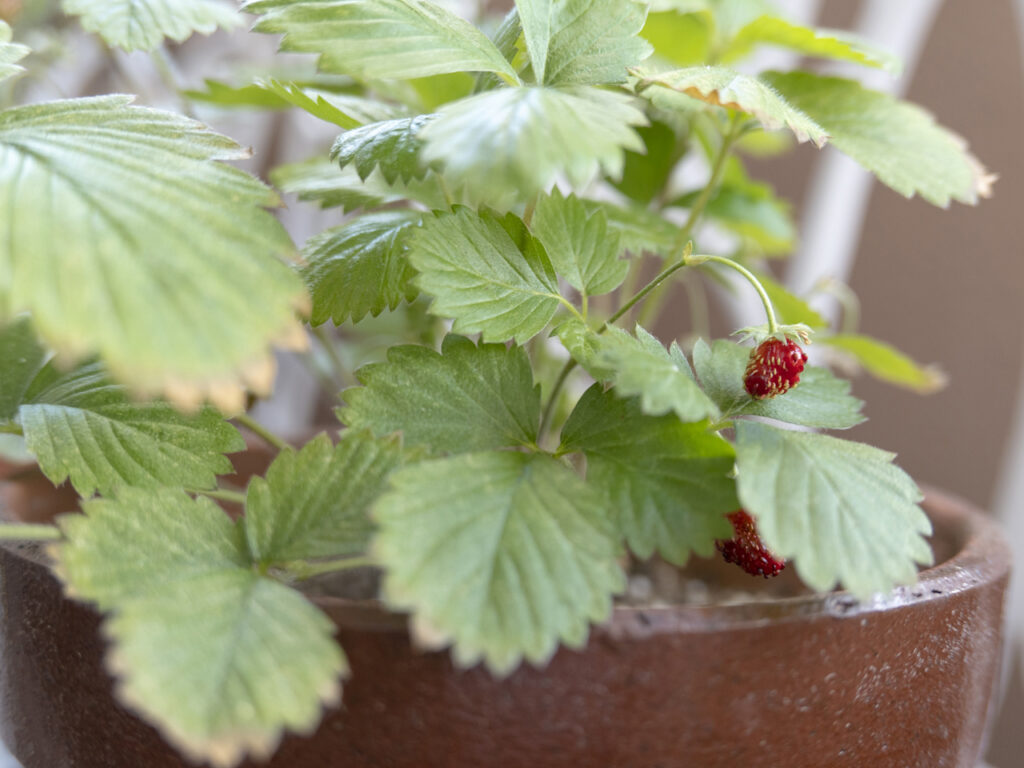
[0,474,1011,768]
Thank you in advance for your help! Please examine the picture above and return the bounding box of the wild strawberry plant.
[0,1,990,766]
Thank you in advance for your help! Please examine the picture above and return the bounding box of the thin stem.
[192,488,247,505]
[522,195,538,227]
[281,556,376,581]
[151,45,196,118]
[0,524,61,542]
[538,359,577,443]
[235,414,289,452]
[311,324,348,387]
[437,175,456,210]
[0,422,23,436]
[637,114,746,327]
[692,254,778,334]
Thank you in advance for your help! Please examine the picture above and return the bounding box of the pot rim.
[0,483,1010,637]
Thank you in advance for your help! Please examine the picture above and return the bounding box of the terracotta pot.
[0,474,1010,768]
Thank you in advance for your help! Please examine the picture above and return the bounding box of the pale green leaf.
[734,421,933,598]
[0,21,29,84]
[638,66,828,146]
[531,189,627,297]
[0,316,48,421]
[613,120,681,204]
[57,489,344,768]
[20,362,244,497]
[822,333,946,394]
[560,384,736,564]
[409,207,561,344]
[0,96,305,410]
[597,325,718,421]
[373,451,624,674]
[553,317,607,379]
[341,334,541,454]
[517,0,651,86]
[758,272,827,328]
[331,115,431,184]
[642,10,712,66]
[692,339,864,429]
[303,211,422,326]
[258,79,404,128]
[583,199,679,257]
[725,17,901,74]
[244,0,518,82]
[420,85,646,205]
[245,432,404,562]
[63,0,240,52]
[763,71,992,206]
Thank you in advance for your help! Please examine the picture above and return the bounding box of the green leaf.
[560,384,736,564]
[57,489,345,768]
[303,211,422,326]
[692,339,864,429]
[734,421,933,598]
[724,17,901,74]
[331,115,430,184]
[373,451,624,674]
[245,432,404,562]
[638,66,828,147]
[758,273,827,328]
[516,0,651,86]
[763,71,992,206]
[584,199,679,257]
[20,362,245,497]
[420,85,646,205]
[258,79,404,128]
[0,316,48,421]
[531,190,627,297]
[553,317,606,379]
[641,10,712,66]
[272,158,447,213]
[409,207,561,344]
[244,0,518,82]
[597,325,718,422]
[0,21,29,84]
[341,334,541,454]
[0,96,305,410]
[62,0,240,52]
[821,333,946,394]
[613,120,680,204]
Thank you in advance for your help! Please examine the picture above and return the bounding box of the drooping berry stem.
[684,254,779,335]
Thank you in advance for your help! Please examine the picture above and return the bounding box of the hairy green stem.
[690,254,778,334]
[281,556,376,580]
[193,488,247,505]
[0,524,61,541]
[637,114,746,327]
[235,414,289,452]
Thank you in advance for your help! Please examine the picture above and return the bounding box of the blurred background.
[1,0,1022,765]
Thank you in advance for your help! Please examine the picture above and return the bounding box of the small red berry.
[716,510,786,578]
[743,337,808,399]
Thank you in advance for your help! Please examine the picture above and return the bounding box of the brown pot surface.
[0,479,1010,768]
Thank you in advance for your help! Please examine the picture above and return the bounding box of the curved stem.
[235,414,289,452]
[538,359,577,443]
[692,255,778,334]
[281,555,376,581]
[0,524,61,541]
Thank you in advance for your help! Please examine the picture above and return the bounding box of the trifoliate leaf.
[724,17,901,74]
[373,451,624,674]
[409,207,561,344]
[244,0,518,82]
[245,432,404,562]
[56,489,344,768]
[258,79,404,128]
[516,0,651,86]
[331,115,431,184]
[0,21,29,84]
[734,421,933,598]
[763,71,992,206]
[560,384,736,564]
[638,66,828,147]
[341,335,541,454]
[597,325,718,422]
[0,316,48,421]
[302,211,422,325]
[62,0,240,52]
[419,85,646,205]
[531,190,628,297]
[821,333,946,394]
[0,96,306,411]
[19,362,244,497]
[584,199,679,257]
[692,339,864,429]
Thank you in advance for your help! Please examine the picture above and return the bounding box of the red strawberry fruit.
[743,337,807,399]
[716,510,786,578]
